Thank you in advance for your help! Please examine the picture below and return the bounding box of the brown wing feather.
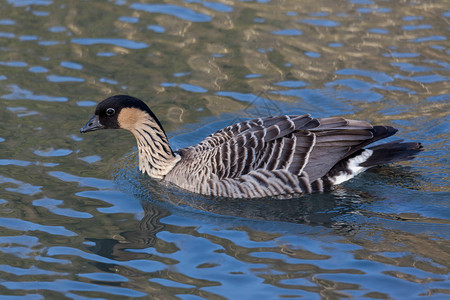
[183,115,387,184]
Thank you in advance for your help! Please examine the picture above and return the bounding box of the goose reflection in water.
[87,202,170,264]
[85,150,423,269]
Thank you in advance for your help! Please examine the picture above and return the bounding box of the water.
[0,0,449,298]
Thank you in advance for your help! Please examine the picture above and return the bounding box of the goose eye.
[106,108,115,116]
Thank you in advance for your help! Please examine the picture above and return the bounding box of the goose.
[80,95,422,199]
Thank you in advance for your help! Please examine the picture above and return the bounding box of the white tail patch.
[331,149,373,185]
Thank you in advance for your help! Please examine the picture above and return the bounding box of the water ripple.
[402,24,432,31]
[6,106,38,117]
[0,265,68,276]
[0,0,448,299]
[7,0,52,7]
[99,77,118,85]
[369,28,389,34]
[271,29,302,36]
[46,75,84,83]
[274,80,308,88]
[178,83,207,93]
[32,198,93,219]
[0,159,57,167]
[403,16,423,21]
[335,69,393,84]
[32,11,50,17]
[0,217,76,237]
[48,26,66,33]
[216,91,270,104]
[299,19,340,27]
[410,35,446,43]
[60,61,82,70]
[357,7,391,13]
[28,66,49,73]
[130,3,212,22]
[0,19,16,25]
[0,175,42,195]
[398,74,449,84]
[118,16,139,23]
[161,82,208,93]
[1,279,146,297]
[78,272,129,282]
[0,32,15,38]
[0,61,27,67]
[383,52,420,58]
[391,62,431,73]
[47,246,165,274]
[185,0,233,13]
[1,84,68,102]
[78,155,101,164]
[147,24,165,33]
[34,148,73,157]
[150,278,196,289]
[0,235,40,246]
[71,38,148,49]
[48,171,113,189]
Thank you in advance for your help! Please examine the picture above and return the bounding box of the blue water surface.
[0,0,448,299]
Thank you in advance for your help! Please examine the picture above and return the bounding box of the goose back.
[164,115,388,198]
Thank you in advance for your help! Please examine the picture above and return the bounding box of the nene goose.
[80,95,422,198]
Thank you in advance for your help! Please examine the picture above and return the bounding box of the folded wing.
[187,115,390,184]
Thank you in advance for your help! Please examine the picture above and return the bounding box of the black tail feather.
[345,125,398,158]
[360,140,423,167]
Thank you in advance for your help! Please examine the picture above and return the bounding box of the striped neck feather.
[130,116,180,179]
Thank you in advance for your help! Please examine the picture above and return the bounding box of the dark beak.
[80,115,104,133]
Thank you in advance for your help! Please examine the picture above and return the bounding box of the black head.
[80,95,163,133]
